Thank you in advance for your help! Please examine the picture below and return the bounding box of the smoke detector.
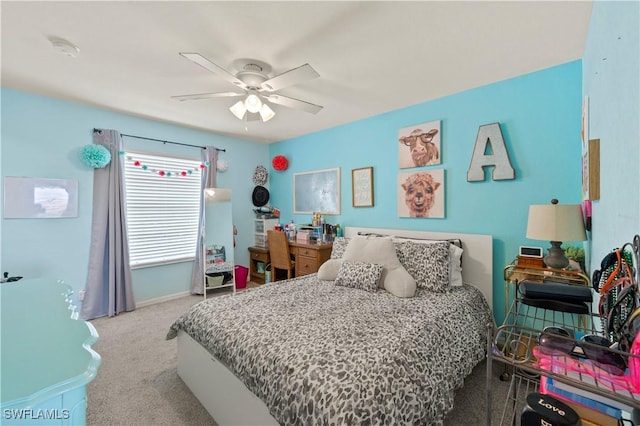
[48,37,80,58]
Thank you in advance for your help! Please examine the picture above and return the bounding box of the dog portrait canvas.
[397,169,445,218]
[398,120,442,169]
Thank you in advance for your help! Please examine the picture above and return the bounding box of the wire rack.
[488,298,640,426]
[487,298,640,425]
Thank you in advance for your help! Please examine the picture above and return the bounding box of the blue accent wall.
[3,0,637,323]
[1,88,267,305]
[270,62,584,323]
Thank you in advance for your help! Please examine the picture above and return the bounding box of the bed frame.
[177,226,493,425]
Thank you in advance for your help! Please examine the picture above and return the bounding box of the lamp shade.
[229,100,247,120]
[259,103,275,122]
[526,203,587,242]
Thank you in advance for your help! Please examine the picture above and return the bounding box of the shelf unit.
[503,263,591,321]
[204,259,235,295]
[488,295,640,425]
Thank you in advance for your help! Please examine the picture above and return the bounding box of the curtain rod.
[93,129,226,152]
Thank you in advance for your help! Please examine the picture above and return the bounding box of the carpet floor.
[87,288,511,426]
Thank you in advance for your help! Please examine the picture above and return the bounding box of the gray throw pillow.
[335,261,383,292]
[396,240,450,292]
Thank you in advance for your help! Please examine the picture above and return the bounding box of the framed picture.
[3,176,79,219]
[581,139,600,201]
[397,169,445,218]
[352,167,374,207]
[398,120,442,169]
[294,167,341,214]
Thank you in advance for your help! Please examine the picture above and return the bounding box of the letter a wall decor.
[467,123,515,182]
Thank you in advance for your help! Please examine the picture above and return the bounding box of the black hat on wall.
[252,186,270,207]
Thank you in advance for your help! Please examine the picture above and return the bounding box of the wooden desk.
[248,242,332,284]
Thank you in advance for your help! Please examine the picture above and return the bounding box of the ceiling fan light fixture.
[259,103,275,122]
[229,100,247,120]
[244,92,262,113]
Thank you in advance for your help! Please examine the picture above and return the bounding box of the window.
[123,151,202,268]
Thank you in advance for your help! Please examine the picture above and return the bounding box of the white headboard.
[345,227,493,310]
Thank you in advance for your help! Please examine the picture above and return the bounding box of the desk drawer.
[296,256,318,276]
[297,247,319,258]
[251,251,269,263]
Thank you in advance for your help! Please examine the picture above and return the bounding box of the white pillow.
[449,244,464,287]
[393,238,464,287]
[317,258,343,281]
[342,236,416,298]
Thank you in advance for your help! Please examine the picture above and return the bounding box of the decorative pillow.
[395,240,450,292]
[330,237,350,259]
[342,236,416,298]
[317,258,343,281]
[384,267,418,298]
[334,261,383,292]
[393,238,464,287]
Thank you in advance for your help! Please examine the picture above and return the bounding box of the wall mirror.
[203,188,234,298]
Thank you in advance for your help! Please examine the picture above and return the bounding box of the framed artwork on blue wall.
[3,177,78,219]
[398,120,442,169]
[294,168,341,215]
[352,167,374,207]
[397,169,445,218]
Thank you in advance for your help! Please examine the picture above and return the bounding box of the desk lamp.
[526,199,587,269]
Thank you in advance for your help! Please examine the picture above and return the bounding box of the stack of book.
[541,376,639,425]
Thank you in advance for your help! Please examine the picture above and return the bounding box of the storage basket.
[206,273,224,288]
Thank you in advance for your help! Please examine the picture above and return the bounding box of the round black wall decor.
[252,186,270,207]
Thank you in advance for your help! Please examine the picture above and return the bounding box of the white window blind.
[123,151,202,268]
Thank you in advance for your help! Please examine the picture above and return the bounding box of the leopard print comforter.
[167,275,493,425]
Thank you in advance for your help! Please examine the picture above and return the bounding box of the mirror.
[203,188,234,298]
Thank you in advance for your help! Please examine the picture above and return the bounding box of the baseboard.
[136,290,193,308]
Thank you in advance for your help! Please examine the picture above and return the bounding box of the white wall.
[583,1,640,270]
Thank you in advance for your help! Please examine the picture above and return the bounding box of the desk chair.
[267,230,295,281]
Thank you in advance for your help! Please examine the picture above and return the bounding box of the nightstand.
[503,261,591,317]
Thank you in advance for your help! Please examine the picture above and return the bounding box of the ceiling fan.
[172,53,323,122]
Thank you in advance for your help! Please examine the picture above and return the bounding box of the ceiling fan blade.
[265,94,323,114]
[171,92,245,101]
[260,64,319,92]
[179,52,247,89]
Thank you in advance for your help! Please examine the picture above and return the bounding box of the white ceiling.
[1,1,592,144]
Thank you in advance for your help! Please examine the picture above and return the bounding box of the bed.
[167,226,494,425]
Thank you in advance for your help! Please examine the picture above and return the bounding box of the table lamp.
[526,199,587,269]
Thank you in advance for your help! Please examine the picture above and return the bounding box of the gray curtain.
[190,147,219,294]
[81,129,135,319]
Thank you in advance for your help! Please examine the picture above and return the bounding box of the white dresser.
[1,279,101,425]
